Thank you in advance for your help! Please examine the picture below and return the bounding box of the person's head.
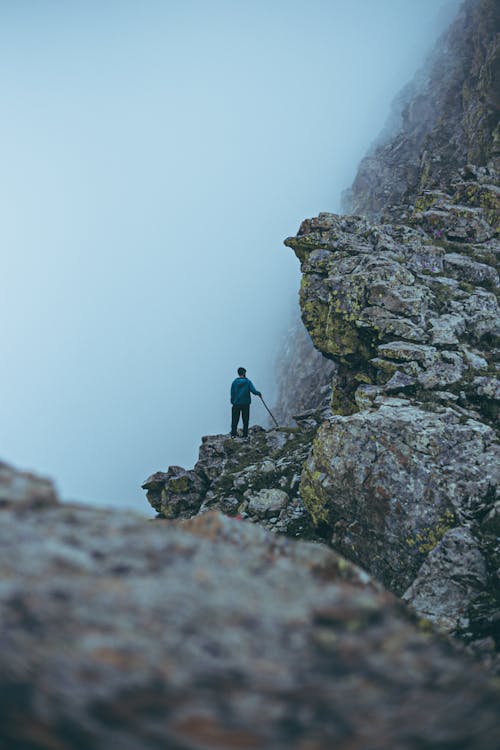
[237,367,246,377]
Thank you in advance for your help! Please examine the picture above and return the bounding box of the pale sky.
[0,0,460,512]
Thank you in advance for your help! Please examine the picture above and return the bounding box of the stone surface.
[1,462,500,749]
[299,405,499,592]
[0,460,59,509]
[247,488,289,518]
[143,417,331,539]
[343,0,500,218]
[277,2,500,650]
[143,0,500,667]
[402,527,489,633]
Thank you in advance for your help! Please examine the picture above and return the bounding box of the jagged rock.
[402,527,489,634]
[299,405,500,640]
[471,376,500,401]
[411,205,495,243]
[428,313,465,344]
[285,208,499,423]
[343,0,500,217]
[443,252,499,288]
[246,488,289,518]
[2,463,500,749]
[143,421,325,538]
[384,371,417,392]
[142,466,206,518]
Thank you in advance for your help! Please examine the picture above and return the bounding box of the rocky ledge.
[1,461,500,749]
[143,414,327,540]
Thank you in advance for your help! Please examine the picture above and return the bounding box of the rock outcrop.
[143,416,327,540]
[280,0,499,650]
[143,0,499,662]
[2,461,500,748]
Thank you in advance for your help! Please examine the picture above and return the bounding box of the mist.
[0,0,460,511]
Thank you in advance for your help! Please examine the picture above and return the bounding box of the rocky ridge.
[143,417,325,540]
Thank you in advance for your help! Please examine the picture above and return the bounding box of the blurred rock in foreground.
[1,460,500,749]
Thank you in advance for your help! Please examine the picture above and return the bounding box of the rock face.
[143,417,327,540]
[343,0,500,219]
[275,0,500,652]
[273,312,337,425]
[286,176,499,645]
[300,404,499,641]
[2,461,500,749]
[142,0,500,662]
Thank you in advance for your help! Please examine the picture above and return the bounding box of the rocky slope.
[343,0,499,219]
[2,461,500,748]
[144,0,499,661]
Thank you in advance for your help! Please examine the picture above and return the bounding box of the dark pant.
[231,404,250,437]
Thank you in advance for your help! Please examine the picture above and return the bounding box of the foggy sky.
[0,0,460,512]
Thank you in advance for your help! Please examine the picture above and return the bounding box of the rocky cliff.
[2,0,499,746]
[144,0,499,661]
[343,0,499,219]
[282,0,500,650]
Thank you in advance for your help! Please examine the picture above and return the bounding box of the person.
[230,367,261,438]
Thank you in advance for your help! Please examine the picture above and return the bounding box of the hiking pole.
[259,395,279,428]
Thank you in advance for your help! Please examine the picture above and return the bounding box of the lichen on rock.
[280,0,500,652]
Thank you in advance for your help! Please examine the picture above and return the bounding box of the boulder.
[1,464,499,749]
[299,405,499,610]
[247,488,289,518]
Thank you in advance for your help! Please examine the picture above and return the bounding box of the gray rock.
[0,460,58,509]
[403,527,488,634]
[1,463,500,749]
[471,376,500,401]
[428,313,465,345]
[443,252,499,288]
[247,488,289,518]
[300,406,499,600]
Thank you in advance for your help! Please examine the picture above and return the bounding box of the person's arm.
[230,381,236,404]
[248,380,261,397]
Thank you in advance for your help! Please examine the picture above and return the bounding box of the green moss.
[417,617,434,634]
[458,281,475,293]
[408,510,456,554]
[331,387,358,416]
[414,193,440,212]
[168,476,190,493]
[354,372,373,384]
[299,470,330,527]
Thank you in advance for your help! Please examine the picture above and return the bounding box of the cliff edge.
[145,0,499,659]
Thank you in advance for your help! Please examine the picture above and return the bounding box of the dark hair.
[237,367,246,376]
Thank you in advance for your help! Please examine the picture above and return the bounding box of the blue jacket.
[231,377,261,405]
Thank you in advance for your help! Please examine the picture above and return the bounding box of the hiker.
[230,367,261,438]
